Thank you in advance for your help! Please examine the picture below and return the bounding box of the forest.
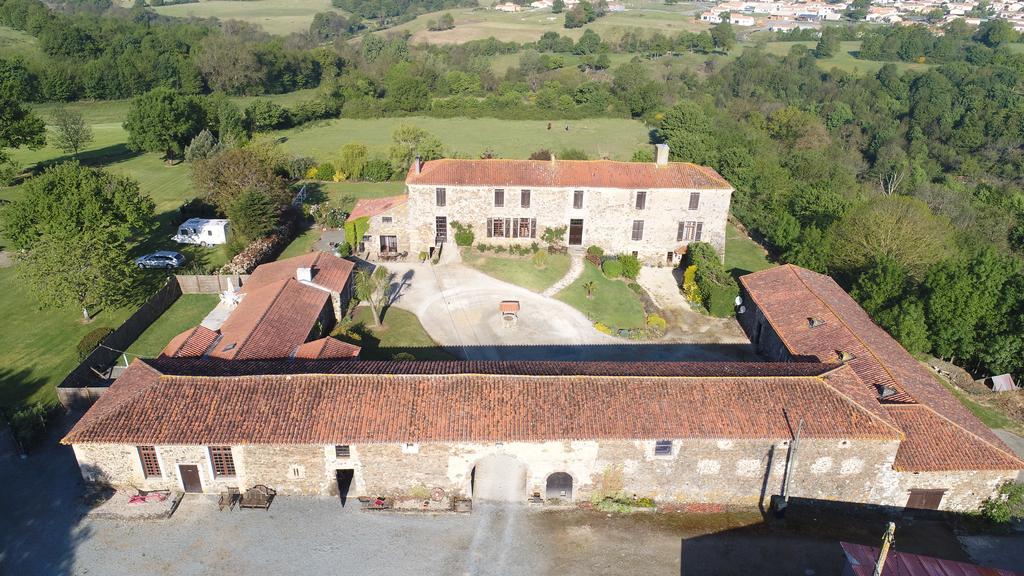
[1,0,1023,379]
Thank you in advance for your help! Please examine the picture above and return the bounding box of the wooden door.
[906,489,945,510]
[568,219,583,246]
[435,216,447,243]
[179,465,203,493]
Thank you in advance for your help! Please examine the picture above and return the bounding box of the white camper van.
[173,218,230,246]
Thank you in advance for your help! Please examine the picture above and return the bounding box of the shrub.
[315,162,336,181]
[646,314,667,332]
[558,147,589,160]
[451,221,475,246]
[8,403,57,451]
[529,149,552,160]
[332,169,346,182]
[627,282,644,295]
[361,158,393,182]
[392,352,416,360]
[475,243,491,252]
[77,327,113,361]
[532,249,549,268]
[682,264,701,304]
[288,156,317,180]
[418,250,429,262]
[594,322,613,334]
[684,243,737,317]
[635,497,656,508]
[586,245,604,257]
[541,225,567,245]
[494,245,507,253]
[602,259,623,278]
[980,481,1024,524]
[619,254,641,279]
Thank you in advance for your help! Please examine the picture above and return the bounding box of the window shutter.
[636,191,646,210]
[436,187,446,207]
[677,222,685,242]
[512,218,519,238]
[504,218,511,238]
[486,218,493,238]
[521,190,530,208]
[530,218,536,238]
[689,191,700,210]
[695,222,703,241]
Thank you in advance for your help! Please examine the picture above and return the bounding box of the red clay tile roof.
[293,337,361,360]
[62,360,900,445]
[740,264,1022,471]
[210,278,330,361]
[347,195,407,221]
[161,326,218,358]
[887,405,1023,471]
[405,158,733,190]
[841,542,1022,576]
[243,251,353,294]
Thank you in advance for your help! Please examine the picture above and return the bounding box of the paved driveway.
[380,263,755,361]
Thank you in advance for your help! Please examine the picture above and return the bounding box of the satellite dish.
[734,296,743,306]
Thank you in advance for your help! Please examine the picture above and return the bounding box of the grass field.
[386,4,707,45]
[724,222,772,279]
[280,116,650,162]
[0,25,44,65]
[462,249,571,293]
[349,305,454,360]
[124,295,219,358]
[146,0,345,36]
[762,41,931,74]
[556,261,645,329]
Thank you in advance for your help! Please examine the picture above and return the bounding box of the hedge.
[684,242,738,318]
[77,327,113,361]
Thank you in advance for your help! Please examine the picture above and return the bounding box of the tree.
[583,280,597,299]
[2,162,155,319]
[192,146,290,214]
[384,64,430,112]
[658,101,717,166]
[227,190,279,243]
[123,88,205,161]
[552,0,564,13]
[338,143,369,181]
[355,266,393,327]
[850,256,908,316]
[826,196,953,278]
[974,19,1017,47]
[196,33,262,95]
[184,129,221,163]
[51,106,93,157]
[876,298,931,354]
[710,22,736,53]
[245,99,289,132]
[0,92,45,177]
[388,125,444,172]
[814,27,840,58]
[611,60,662,117]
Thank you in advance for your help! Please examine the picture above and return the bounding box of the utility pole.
[873,522,896,576]
[781,416,803,503]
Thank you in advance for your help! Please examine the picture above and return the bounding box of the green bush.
[619,254,641,279]
[602,259,623,278]
[685,242,738,317]
[531,249,549,268]
[315,162,336,181]
[361,158,393,182]
[77,327,113,361]
[450,221,475,246]
[586,245,604,257]
[646,314,667,332]
[475,243,491,252]
[8,403,56,450]
[980,481,1024,524]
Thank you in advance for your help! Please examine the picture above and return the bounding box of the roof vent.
[297,267,313,282]
[837,350,855,362]
[877,385,898,400]
[221,342,236,352]
[808,317,825,328]
[414,154,422,174]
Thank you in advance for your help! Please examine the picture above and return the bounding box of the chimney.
[296,267,313,283]
[414,155,422,174]
[655,144,669,166]
[550,152,556,165]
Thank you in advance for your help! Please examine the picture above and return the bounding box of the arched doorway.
[546,472,573,500]
[471,454,527,503]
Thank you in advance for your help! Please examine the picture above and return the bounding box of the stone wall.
[362,208,410,257]
[404,181,732,265]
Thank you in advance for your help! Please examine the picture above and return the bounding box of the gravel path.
[541,252,584,297]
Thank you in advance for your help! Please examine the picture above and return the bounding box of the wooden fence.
[176,274,249,294]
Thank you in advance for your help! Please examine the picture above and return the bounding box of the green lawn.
[556,261,645,329]
[146,0,345,36]
[724,222,772,279]
[348,305,454,360]
[462,249,571,293]
[761,41,931,74]
[124,295,219,359]
[278,116,650,162]
[0,267,135,407]
[0,25,45,65]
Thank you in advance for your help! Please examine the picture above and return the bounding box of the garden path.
[541,252,584,297]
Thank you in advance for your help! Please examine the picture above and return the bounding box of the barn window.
[521,189,531,208]
[381,216,393,224]
[494,188,504,207]
[631,220,644,241]
[688,191,701,210]
[635,191,647,210]
[435,187,446,207]
[573,190,584,209]
[654,440,673,456]
[209,446,236,477]
[137,446,161,478]
[335,445,351,458]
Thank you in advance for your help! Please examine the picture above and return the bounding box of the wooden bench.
[239,485,276,510]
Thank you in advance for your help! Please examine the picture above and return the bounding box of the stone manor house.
[63,262,1022,512]
[347,144,734,265]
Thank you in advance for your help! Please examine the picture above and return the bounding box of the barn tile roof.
[347,195,408,221]
[210,278,329,361]
[62,361,900,445]
[405,158,733,190]
[293,337,361,360]
[740,264,1023,472]
[160,326,218,358]
[242,251,353,294]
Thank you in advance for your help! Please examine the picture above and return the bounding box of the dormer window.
[808,317,825,328]
[877,385,898,400]
[837,350,855,362]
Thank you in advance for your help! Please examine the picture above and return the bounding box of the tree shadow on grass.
[18,143,139,181]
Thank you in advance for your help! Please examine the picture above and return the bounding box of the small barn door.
[179,465,203,493]
[546,472,573,500]
[906,489,945,510]
[568,219,583,246]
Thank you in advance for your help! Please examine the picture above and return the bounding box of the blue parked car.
[135,251,186,269]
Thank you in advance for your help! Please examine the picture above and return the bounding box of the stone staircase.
[542,250,585,297]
